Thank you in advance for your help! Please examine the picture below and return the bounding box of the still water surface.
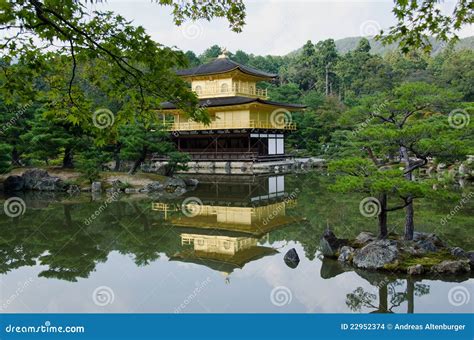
[1,172,472,313]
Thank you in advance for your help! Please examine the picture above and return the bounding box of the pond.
[0,172,472,313]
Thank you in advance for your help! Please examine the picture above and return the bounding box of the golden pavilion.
[159,51,305,163]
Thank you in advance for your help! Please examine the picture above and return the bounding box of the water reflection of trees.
[346,279,430,313]
[0,196,180,282]
[320,258,435,313]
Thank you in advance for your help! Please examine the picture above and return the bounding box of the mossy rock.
[383,250,457,272]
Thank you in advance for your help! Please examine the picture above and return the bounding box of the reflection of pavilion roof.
[170,247,278,274]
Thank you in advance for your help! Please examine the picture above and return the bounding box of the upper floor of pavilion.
[175,51,276,100]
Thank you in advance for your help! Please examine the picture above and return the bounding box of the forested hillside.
[185,39,473,156]
[288,36,474,57]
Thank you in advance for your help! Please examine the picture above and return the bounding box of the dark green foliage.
[0,143,12,173]
[164,152,191,177]
[76,149,111,183]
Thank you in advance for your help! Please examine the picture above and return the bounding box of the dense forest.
[184,39,473,158]
[1,37,472,174]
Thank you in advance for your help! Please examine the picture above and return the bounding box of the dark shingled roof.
[176,57,277,79]
[160,96,306,110]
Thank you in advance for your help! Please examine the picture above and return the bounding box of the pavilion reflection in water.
[152,175,300,277]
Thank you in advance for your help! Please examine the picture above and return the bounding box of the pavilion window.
[220,83,229,93]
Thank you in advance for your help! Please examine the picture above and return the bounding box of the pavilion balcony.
[152,151,287,162]
[164,120,296,131]
[195,83,268,99]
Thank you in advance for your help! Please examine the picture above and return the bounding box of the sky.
[91,0,474,56]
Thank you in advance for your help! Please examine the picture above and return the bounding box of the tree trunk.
[128,147,147,175]
[62,147,74,168]
[325,63,329,96]
[113,143,122,171]
[400,146,415,240]
[63,205,72,228]
[378,193,388,239]
[378,285,388,313]
[11,147,22,166]
[404,197,414,240]
[407,279,414,314]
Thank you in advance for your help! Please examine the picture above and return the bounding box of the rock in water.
[431,260,470,274]
[450,247,466,257]
[284,248,300,269]
[467,251,474,269]
[21,169,65,191]
[319,229,347,258]
[407,264,424,275]
[3,175,25,191]
[354,231,376,246]
[417,239,438,253]
[338,246,354,263]
[145,182,164,192]
[164,177,186,192]
[184,178,199,187]
[353,239,399,269]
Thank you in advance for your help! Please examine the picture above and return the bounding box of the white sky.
[91,0,474,56]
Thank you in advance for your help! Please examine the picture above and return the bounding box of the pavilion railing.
[164,120,296,131]
[196,83,268,99]
[151,151,287,161]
